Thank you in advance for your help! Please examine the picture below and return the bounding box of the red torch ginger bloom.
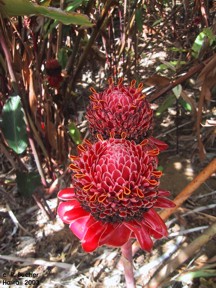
[45,59,63,89]
[86,79,153,142]
[58,137,175,252]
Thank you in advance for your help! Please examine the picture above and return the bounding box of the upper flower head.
[86,79,153,142]
[58,137,175,252]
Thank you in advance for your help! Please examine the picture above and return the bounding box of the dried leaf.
[145,75,170,88]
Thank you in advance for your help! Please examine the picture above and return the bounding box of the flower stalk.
[121,240,136,288]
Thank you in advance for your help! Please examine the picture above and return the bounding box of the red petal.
[100,223,131,247]
[143,209,167,237]
[125,221,153,251]
[58,188,75,200]
[63,207,89,223]
[149,136,168,151]
[154,197,176,208]
[81,220,108,252]
[57,200,82,224]
[158,189,171,197]
[69,214,91,240]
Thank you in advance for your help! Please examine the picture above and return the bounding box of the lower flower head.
[58,137,175,252]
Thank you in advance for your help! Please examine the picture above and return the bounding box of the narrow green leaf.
[68,122,82,144]
[179,98,192,111]
[16,171,41,197]
[135,9,143,33]
[66,0,85,12]
[2,96,28,154]
[156,94,176,116]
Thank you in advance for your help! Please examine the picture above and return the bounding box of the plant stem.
[121,240,136,288]
[160,157,216,221]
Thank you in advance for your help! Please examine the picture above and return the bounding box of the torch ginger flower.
[57,136,175,252]
[86,79,153,142]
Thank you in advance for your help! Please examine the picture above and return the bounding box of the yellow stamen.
[123,187,131,195]
[77,144,86,152]
[121,132,127,139]
[140,139,149,146]
[118,77,124,86]
[97,134,104,141]
[89,87,97,94]
[138,82,144,89]
[136,188,144,198]
[117,191,124,201]
[69,155,79,160]
[83,183,93,191]
[90,193,97,202]
[69,164,80,171]
[137,94,146,101]
[98,194,107,203]
[146,179,158,186]
[130,79,136,88]
[110,131,115,138]
[151,170,163,178]
[147,149,159,156]
[108,77,113,86]
[130,104,137,109]
[74,174,86,179]
[84,139,92,146]
[89,95,98,102]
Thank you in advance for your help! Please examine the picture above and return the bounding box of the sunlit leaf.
[0,0,92,26]
[172,84,182,99]
[68,122,82,144]
[179,98,192,112]
[1,96,28,154]
[66,0,85,12]
[192,28,216,58]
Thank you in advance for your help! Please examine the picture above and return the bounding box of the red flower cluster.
[86,78,153,141]
[57,79,175,252]
[58,137,174,252]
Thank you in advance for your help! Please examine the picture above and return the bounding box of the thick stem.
[121,240,136,288]
[160,157,216,221]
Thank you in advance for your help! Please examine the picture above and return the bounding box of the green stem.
[121,240,136,288]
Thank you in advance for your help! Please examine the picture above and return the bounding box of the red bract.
[86,79,153,142]
[57,137,175,252]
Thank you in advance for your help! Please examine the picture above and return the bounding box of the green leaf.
[66,0,85,12]
[179,98,192,111]
[0,0,92,26]
[135,9,143,33]
[156,61,186,72]
[68,122,82,144]
[58,47,70,69]
[2,96,28,154]
[191,28,216,58]
[156,94,176,116]
[16,171,41,197]
[172,84,182,99]
[152,18,162,27]
[178,269,216,282]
